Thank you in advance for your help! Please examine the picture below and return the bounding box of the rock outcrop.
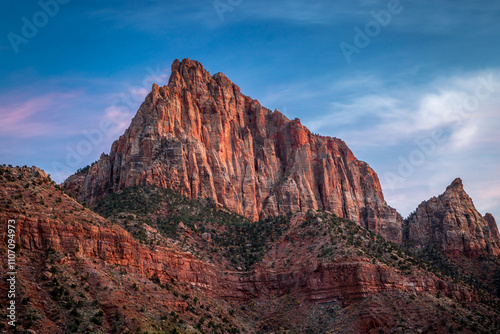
[404,178,500,256]
[11,215,219,287]
[63,58,402,243]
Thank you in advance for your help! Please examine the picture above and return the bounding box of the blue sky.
[1,0,500,220]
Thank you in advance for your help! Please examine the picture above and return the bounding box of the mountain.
[63,58,402,244]
[3,59,500,333]
[404,178,500,257]
[2,165,500,334]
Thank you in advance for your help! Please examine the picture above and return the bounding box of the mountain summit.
[405,178,500,256]
[63,58,402,243]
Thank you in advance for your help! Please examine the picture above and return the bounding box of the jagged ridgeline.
[63,58,500,258]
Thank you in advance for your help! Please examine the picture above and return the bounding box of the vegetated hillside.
[93,186,292,271]
[93,184,500,333]
[2,165,500,333]
[0,166,247,334]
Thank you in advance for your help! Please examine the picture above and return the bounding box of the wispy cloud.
[81,1,214,31]
[239,2,366,25]
[266,68,500,218]
[0,91,80,138]
[306,69,500,148]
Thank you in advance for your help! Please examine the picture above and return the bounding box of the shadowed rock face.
[64,58,403,242]
[404,178,500,256]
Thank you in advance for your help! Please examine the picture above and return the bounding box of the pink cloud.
[0,91,79,138]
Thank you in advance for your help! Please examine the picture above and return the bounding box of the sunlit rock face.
[63,58,402,243]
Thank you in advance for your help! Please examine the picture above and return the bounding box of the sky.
[1,0,499,220]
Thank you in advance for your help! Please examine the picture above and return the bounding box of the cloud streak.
[175,63,500,219]
[306,69,500,148]
[264,68,500,219]
[0,91,80,138]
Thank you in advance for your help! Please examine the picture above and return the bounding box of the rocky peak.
[485,213,498,227]
[446,177,463,191]
[63,58,402,243]
[484,213,500,246]
[169,58,212,88]
[405,179,500,256]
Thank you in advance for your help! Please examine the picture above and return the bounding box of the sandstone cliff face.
[63,58,402,243]
[12,215,223,290]
[404,178,500,256]
[0,168,469,307]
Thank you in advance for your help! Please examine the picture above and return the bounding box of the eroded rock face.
[404,178,500,256]
[484,213,500,248]
[63,59,402,243]
[0,214,472,307]
[11,215,220,289]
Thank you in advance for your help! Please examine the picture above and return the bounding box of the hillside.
[2,165,500,333]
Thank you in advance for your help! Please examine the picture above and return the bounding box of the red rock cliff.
[404,178,500,256]
[63,58,402,243]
